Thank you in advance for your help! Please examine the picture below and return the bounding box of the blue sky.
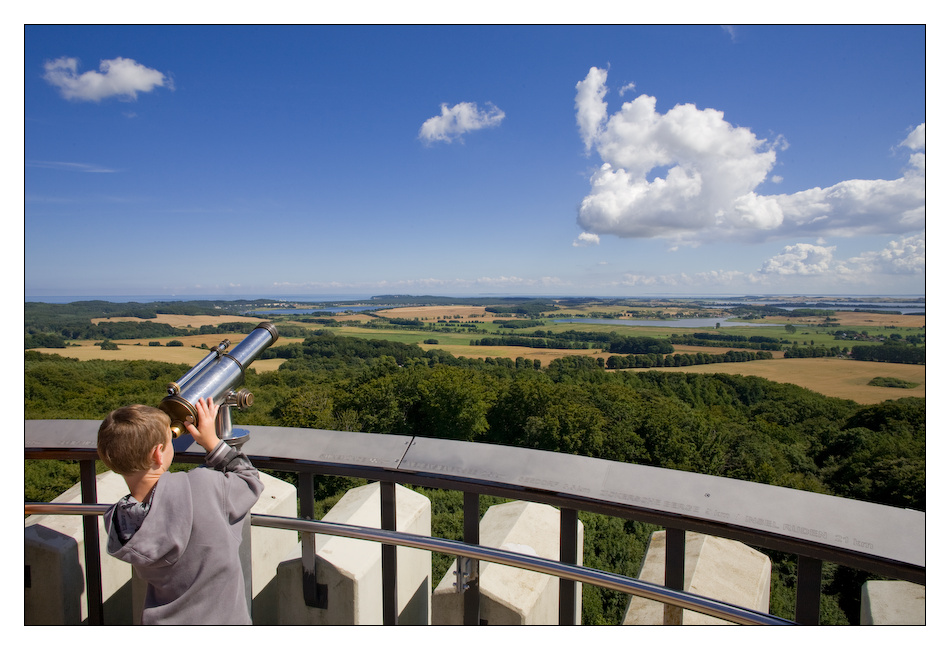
[23,24,927,299]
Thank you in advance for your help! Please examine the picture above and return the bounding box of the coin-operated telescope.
[159,322,278,449]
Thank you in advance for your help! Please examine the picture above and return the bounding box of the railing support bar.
[298,472,327,608]
[664,527,686,625]
[463,491,481,625]
[79,459,104,625]
[559,508,578,625]
[381,481,398,625]
[253,513,795,625]
[796,555,823,625]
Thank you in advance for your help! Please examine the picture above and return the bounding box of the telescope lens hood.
[254,321,279,342]
[159,394,197,438]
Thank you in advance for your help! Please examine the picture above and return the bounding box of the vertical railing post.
[663,527,686,625]
[463,491,481,625]
[380,481,398,625]
[79,459,104,625]
[796,555,823,625]
[558,508,579,624]
[298,472,327,608]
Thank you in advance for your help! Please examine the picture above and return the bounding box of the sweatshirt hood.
[106,472,194,567]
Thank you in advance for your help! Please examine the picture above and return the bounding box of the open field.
[761,311,925,328]
[375,305,497,322]
[623,357,925,404]
[91,314,267,327]
[31,336,304,373]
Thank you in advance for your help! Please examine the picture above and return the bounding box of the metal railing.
[24,502,790,625]
[25,419,926,625]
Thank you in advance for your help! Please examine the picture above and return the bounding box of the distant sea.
[25,294,373,304]
[25,293,924,307]
[25,293,925,314]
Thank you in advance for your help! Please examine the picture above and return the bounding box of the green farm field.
[33,305,924,404]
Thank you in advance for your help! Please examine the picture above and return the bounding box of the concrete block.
[25,470,135,625]
[432,501,584,625]
[861,580,925,625]
[249,472,300,624]
[623,530,771,625]
[276,482,431,624]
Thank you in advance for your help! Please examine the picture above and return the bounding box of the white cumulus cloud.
[612,235,924,291]
[418,101,505,145]
[43,56,173,102]
[758,242,838,276]
[901,123,925,151]
[573,66,925,247]
[841,234,925,275]
[573,232,600,247]
[757,236,924,279]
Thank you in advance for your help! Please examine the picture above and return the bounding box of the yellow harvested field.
[376,305,497,321]
[33,342,215,365]
[91,314,266,327]
[32,336,304,371]
[327,312,376,322]
[625,357,925,404]
[90,314,265,327]
[762,311,925,328]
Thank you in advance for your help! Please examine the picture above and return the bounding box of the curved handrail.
[24,503,792,625]
[25,419,926,625]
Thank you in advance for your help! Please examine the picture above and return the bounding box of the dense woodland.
[25,325,925,625]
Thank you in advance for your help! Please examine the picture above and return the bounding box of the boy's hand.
[183,397,220,453]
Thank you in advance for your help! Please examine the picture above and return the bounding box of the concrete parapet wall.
[432,501,584,625]
[248,472,300,623]
[276,482,432,624]
[25,469,297,625]
[861,580,925,625]
[25,470,135,624]
[623,530,771,625]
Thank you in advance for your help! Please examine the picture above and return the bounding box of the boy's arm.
[205,443,264,520]
[184,397,263,514]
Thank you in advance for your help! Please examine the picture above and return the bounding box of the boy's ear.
[150,443,165,467]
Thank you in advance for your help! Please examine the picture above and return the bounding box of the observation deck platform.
[25,419,925,625]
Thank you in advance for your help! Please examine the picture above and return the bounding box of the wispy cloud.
[43,56,173,102]
[572,66,925,247]
[27,160,119,173]
[419,101,505,145]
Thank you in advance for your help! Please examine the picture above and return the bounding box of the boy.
[98,397,264,624]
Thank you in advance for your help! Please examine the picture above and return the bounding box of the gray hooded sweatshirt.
[104,442,264,625]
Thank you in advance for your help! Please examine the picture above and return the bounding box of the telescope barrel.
[168,339,230,394]
[160,322,279,437]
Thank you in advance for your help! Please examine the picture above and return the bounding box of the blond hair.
[97,405,171,475]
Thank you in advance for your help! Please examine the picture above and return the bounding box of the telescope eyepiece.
[227,388,254,410]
